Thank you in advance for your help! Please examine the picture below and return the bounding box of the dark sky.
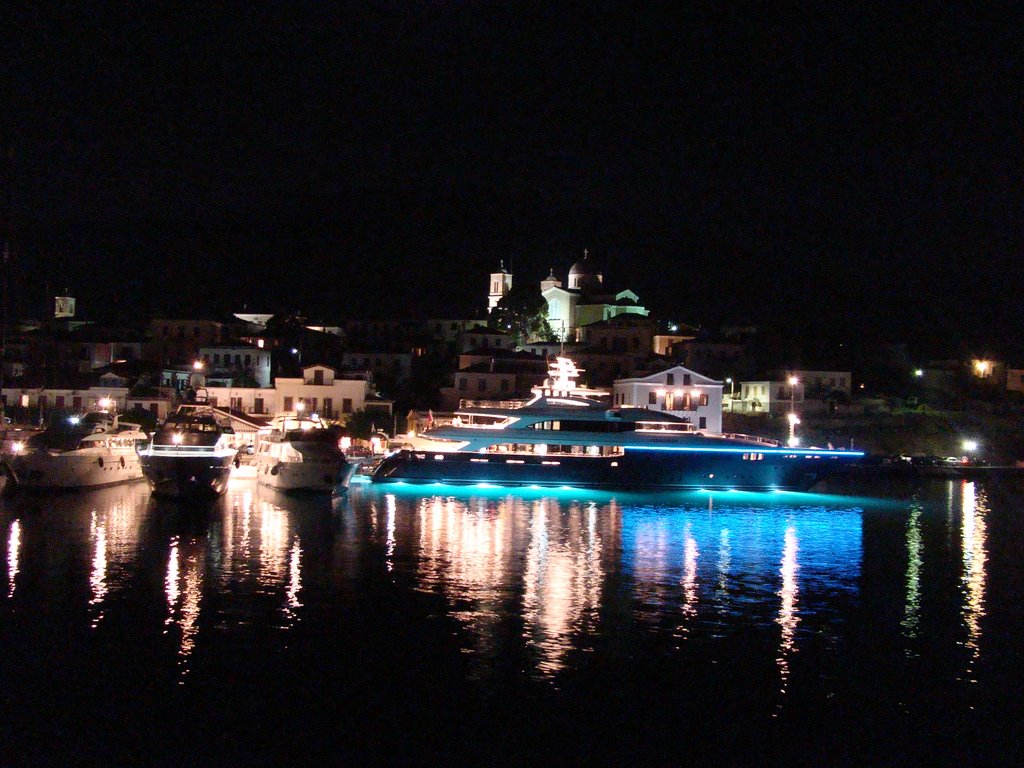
[4,4,1023,351]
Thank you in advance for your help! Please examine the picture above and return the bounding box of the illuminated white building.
[613,365,723,434]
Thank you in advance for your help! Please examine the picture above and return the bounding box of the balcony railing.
[457,398,528,410]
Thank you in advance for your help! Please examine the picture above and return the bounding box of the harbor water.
[1,474,1022,765]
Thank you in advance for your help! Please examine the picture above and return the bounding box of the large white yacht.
[137,396,239,499]
[373,357,864,492]
[9,409,148,489]
[253,412,355,493]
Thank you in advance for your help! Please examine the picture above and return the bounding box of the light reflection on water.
[960,481,988,683]
[7,517,19,598]
[0,477,1004,698]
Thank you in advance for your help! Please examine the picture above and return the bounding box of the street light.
[962,439,979,463]
[725,377,734,412]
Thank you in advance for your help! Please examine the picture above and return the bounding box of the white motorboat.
[8,410,148,489]
[254,412,355,493]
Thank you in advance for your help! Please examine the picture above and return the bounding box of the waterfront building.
[439,353,549,410]
[613,365,724,434]
[199,343,272,388]
[0,385,129,414]
[732,379,804,416]
[203,364,392,423]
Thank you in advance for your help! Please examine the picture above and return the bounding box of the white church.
[488,251,649,342]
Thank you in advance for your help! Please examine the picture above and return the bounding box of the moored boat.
[8,409,148,489]
[137,398,239,499]
[254,412,355,493]
[373,357,864,492]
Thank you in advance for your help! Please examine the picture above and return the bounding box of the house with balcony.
[203,364,392,424]
[613,365,723,434]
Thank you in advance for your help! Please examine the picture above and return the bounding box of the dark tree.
[488,285,554,346]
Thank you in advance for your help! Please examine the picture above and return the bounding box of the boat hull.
[139,454,235,499]
[10,451,144,489]
[255,458,357,493]
[371,448,861,492]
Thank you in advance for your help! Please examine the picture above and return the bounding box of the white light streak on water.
[284,538,303,622]
[89,510,107,627]
[775,525,800,707]
[680,523,699,632]
[7,519,20,598]
[165,537,180,617]
[385,493,396,571]
[960,481,988,683]
[901,503,923,650]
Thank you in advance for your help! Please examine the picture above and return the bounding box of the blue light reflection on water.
[346,482,876,683]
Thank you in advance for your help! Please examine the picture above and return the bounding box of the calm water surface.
[1,474,1022,766]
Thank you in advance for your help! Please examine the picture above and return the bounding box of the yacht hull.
[372,448,860,492]
[255,458,357,493]
[10,451,144,489]
[139,454,235,499]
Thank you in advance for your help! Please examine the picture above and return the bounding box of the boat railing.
[721,433,782,447]
[458,398,528,410]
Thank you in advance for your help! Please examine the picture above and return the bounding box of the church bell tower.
[488,260,512,313]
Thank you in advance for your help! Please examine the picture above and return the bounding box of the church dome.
[568,251,602,291]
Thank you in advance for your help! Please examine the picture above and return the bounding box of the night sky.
[4,4,1022,351]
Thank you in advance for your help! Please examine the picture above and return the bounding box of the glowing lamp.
[962,439,978,453]
[11,441,24,454]
[172,433,183,445]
